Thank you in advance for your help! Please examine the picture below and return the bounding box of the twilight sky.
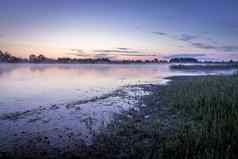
[0,0,238,60]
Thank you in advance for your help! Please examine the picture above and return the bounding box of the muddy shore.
[0,84,155,158]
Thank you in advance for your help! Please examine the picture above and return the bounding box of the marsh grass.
[158,75,238,159]
[87,74,238,159]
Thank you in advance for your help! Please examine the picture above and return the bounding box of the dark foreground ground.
[1,74,238,159]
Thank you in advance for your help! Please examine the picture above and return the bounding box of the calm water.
[0,64,168,113]
[1,63,235,114]
[0,63,236,151]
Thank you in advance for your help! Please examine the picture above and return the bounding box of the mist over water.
[0,63,236,113]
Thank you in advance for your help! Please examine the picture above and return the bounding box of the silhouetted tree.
[29,54,38,63]
[169,57,198,63]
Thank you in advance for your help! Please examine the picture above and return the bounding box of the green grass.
[158,75,238,159]
[86,74,238,159]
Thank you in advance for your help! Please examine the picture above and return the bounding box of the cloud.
[93,48,160,58]
[118,53,158,57]
[68,49,91,57]
[153,30,238,53]
[164,53,206,59]
[190,42,238,52]
[117,48,130,50]
[68,53,158,60]
[176,33,216,44]
[221,22,238,33]
[94,48,140,54]
[221,46,238,52]
[152,32,168,36]
[183,34,238,52]
[93,53,158,60]
[94,54,116,59]
[184,34,238,52]
[67,47,159,60]
[94,53,158,58]
[190,42,217,50]
[70,49,85,54]
[178,34,198,42]
[153,32,198,42]
[153,30,238,52]
[67,53,92,58]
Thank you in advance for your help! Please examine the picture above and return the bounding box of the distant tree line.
[0,50,168,64]
[2,49,236,64]
[169,57,199,63]
[169,57,237,63]
[55,57,167,64]
[0,50,27,63]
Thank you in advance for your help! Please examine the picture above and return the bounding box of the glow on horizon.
[0,0,238,61]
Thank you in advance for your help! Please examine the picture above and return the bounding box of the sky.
[0,0,238,60]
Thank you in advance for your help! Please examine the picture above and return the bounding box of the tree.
[29,54,37,63]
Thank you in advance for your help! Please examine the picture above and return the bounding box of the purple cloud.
[94,48,140,54]
[178,34,198,42]
[152,32,168,36]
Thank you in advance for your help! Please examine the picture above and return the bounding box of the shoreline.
[82,74,238,159]
[0,84,154,158]
[1,74,238,158]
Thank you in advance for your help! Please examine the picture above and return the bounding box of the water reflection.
[0,63,236,113]
[0,63,236,152]
[0,64,170,112]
